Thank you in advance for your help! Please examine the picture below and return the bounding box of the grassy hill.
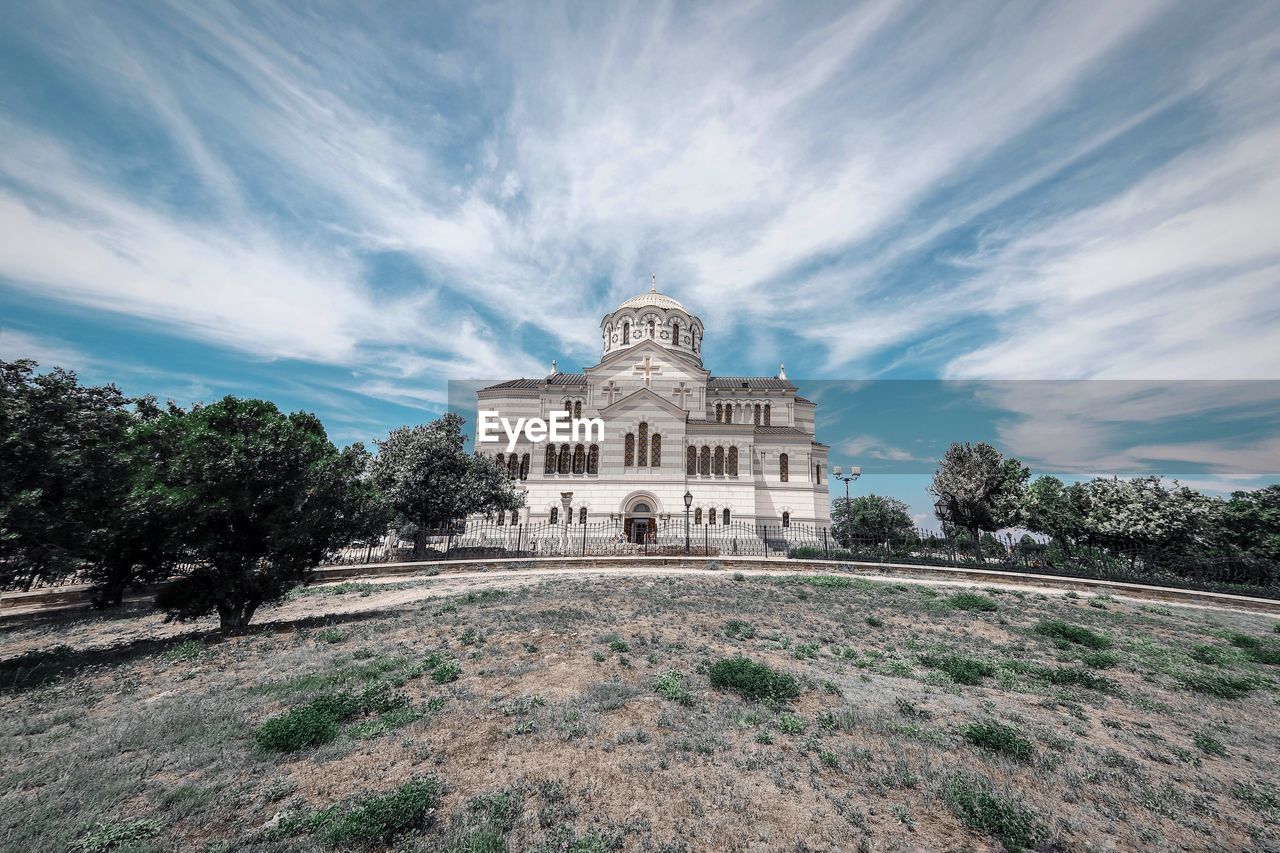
[2,569,1278,851]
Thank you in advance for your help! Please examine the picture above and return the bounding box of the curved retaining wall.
[4,556,1278,618]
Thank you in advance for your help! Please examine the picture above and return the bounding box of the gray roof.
[707,376,795,391]
[479,374,586,391]
[794,395,814,405]
[753,426,812,437]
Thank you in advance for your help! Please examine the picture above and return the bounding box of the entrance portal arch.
[621,492,661,545]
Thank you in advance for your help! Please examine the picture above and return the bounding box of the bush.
[724,619,755,639]
[254,694,355,752]
[963,721,1033,761]
[1033,619,1113,650]
[70,820,161,853]
[1080,650,1119,669]
[654,670,694,707]
[1177,671,1258,699]
[431,660,462,684]
[707,657,801,703]
[949,592,999,612]
[303,778,441,846]
[918,653,995,685]
[1229,633,1280,665]
[776,713,805,735]
[941,773,1046,853]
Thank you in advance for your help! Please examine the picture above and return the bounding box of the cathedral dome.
[600,277,703,364]
[617,290,687,312]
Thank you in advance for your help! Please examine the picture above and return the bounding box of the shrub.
[707,656,801,703]
[1177,671,1257,699]
[163,640,204,664]
[963,721,1033,761]
[1041,667,1112,691]
[608,639,630,653]
[918,653,995,685]
[254,694,353,752]
[865,615,884,628]
[724,619,755,639]
[431,660,462,684]
[1229,633,1280,665]
[941,773,1046,853]
[654,670,694,707]
[1033,620,1112,650]
[71,820,161,853]
[315,628,347,644]
[949,592,999,612]
[1193,732,1227,756]
[777,713,805,735]
[306,778,441,846]
[1081,650,1119,669]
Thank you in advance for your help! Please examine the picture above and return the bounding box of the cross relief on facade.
[633,356,661,388]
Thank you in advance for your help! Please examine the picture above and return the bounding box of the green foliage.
[163,639,204,664]
[1229,633,1280,665]
[1021,475,1088,549]
[69,818,161,853]
[607,639,629,653]
[431,660,462,683]
[1033,619,1113,650]
[776,713,805,735]
[831,493,915,547]
[151,396,387,631]
[286,778,442,846]
[724,619,755,639]
[948,592,999,612]
[370,413,523,557]
[1193,732,1227,756]
[930,442,1030,555]
[315,628,347,644]
[654,669,694,706]
[941,773,1046,853]
[1080,650,1120,669]
[253,685,414,751]
[865,615,884,628]
[1217,485,1280,563]
[1177,671,1258,699]
[963,721,1033,761]
[707,656,801,703]
[917,652,995,685]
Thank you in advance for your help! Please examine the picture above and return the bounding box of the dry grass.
[1,570,1279,852]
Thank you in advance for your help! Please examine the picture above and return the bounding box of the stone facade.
[475,283,830,540]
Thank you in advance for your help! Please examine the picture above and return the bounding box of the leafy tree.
[1,360,133,590]
[832,494,914,548]
[371,413,523,559]
[1074,476,1215,558]
[930,442,1029,559]
[1214,485,1280,562]
[152,397,387,631]
[1021,475,1089,555]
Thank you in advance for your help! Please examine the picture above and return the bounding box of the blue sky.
[2,1,1279,522]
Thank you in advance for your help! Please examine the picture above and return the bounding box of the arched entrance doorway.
[622,495,659,545]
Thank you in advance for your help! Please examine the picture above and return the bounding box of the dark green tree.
[831,493,914,548]
[371,413,522,559]
[1214,485,1280,562]
[1,360,133,590]
[152,397,387,631]
[930,441,1029,560]
[1021,475,1089,555]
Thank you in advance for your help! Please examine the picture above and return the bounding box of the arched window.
[699,445,711,475]
[723,508,731,526]
[764,403,771,426]
[686,446,697,475]
[754,404,761,425]
[496,452,505,469]
[728,446,738,476]
[692,329,699,351]
[520,453,530,480]
[550,507,558,524]
[650,433,661,467]
[574,400,582,419]
[779,453,789,482]
[622,321,630,344]
[708,507,716,525]
[511,510,519,525]
[508,454,520,478]
[572,444,585,474]
[782,511,790,528]
[587,444,599,474]
[714,446,725,475]
[558,444,571,474]
[694,508,702,525]
[672,321,680,346]
[497,511,505,526]
[624,433,635,467]
[637,422,648,466]
[715,403,723,422]
[579,507,587,525]
[544,445,556,474]
[814,465,820,484]
[563,398,571,414]
[648,319,655,338]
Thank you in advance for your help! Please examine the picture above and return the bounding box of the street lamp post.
[831,465,861,545]
[683,490,693,554]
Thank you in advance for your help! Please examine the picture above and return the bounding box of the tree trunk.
[968,526,983,562]
[413,528,429,560]
[217,599,260,633]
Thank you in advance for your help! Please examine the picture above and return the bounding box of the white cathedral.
[476,280,831,543]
